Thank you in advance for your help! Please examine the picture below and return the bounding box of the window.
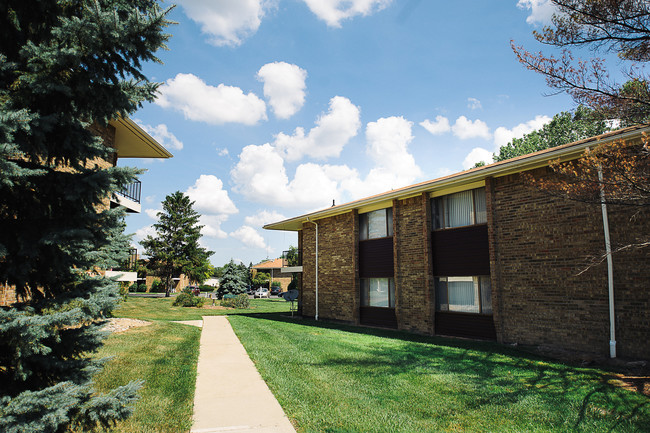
[432,187,487,229]
[435,276,492,314]
[359,208,393,240]
[361,278,395,308]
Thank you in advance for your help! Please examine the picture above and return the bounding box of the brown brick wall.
[301,212,358,322]
[394,195,433,334]
[492,168,650,359]
[294,168,649,360]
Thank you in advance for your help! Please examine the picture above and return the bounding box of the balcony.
[111,180,141,213]
[281,249,302,273]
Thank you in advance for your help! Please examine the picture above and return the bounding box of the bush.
[271,281,281,288]
[150,280,165,293]
[220,294,250,309]
[199,284,213,292]
[172,293,204,308]
[128,283,138,293]
[136,283,147,293]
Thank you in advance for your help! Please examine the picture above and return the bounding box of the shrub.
[172,293,204,308]
[150,280,164,293]
[220,294,250,309]
[199,284,213,292]
[271,281,281,288]
[136,283,147,293]
[128,283,138,293]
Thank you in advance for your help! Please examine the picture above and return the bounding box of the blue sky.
[126,0,576,267]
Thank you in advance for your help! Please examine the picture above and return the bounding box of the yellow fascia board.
[109,117,173,159]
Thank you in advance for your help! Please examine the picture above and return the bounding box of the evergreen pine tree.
[217,260,247,299]
[0,1,170,431]
[141,191,214,296]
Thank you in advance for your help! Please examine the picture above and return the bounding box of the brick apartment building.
[264,125,650,360]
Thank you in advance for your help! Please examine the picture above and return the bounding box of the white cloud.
[257,62,308,119]
[420,116,451,135]
[134,225,156,242]
[138,123,183,151]
[517,0,556,25]
[467,97,482,110]
[185,175,238,238]
[274,96,361,161]
[230,225,267,249]
[365,116,422,178]
[493,115,552,148]
[452,116,491,140]
[144,195,156,204]
[231,141,355,208]
[178,0,271,47]
[302,0,392,27]
[144,208,161,220]
[463,147,494,170]
[231,115,422,208]
[244,210,287,227]
[217,148,229,156]
[199,215,229,239]
[186,175,238,216]
[156,73,267,125]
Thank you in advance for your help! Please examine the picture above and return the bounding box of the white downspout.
[598,166,616,358]
[307,218,319,321]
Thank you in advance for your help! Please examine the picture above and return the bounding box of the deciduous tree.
[512,0,650,124]
[494,106,608,161]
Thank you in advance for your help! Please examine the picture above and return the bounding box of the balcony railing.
[281,249,302,268]
[116,180,141,204]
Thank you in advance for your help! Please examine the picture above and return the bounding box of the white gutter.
[307,218,319,321]
[598,166,616,358]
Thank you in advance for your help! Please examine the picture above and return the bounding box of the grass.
[92,321,201,432]
[114,294,291,321]
[228,314,650,433]
[98,297,650,432]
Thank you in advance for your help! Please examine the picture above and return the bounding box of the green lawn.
[98,297,650,432]
[229,314,650,433]
[93,321,201,433]
[114,294,291,321]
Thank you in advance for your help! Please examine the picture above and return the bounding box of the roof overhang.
[109,117,173,159]
[264,125,649,232]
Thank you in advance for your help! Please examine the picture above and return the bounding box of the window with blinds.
[432,187,487,230]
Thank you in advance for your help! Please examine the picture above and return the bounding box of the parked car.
[270,286,281,296]
[254,288,270,298]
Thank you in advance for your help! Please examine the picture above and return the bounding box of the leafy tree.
[141,191,213,297]
[0,0,170,431]
[217,260,247,299]
[512,0,650,124]
[514,0,650,260]
[285,245,300,266]
[252,271,271,288]
[494,106,609,162]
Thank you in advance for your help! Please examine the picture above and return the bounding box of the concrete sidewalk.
[191,316,296,433]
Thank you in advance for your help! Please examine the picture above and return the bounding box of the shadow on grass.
[233,311,650,432]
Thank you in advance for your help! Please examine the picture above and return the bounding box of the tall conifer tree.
[0,1,170,431]
[141,191,213,296]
